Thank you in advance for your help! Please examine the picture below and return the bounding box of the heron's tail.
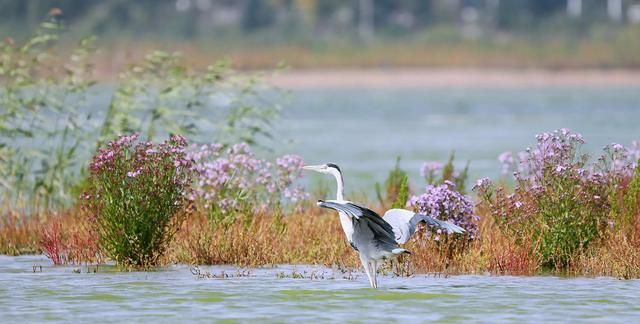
[414,214,466,234]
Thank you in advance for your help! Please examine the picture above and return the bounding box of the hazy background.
[2,0,640,71]
[2,0,639,192]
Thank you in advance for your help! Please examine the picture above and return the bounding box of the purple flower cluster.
[90,133,140,174]
[187,143,307,213]
[408,181,478,239]
[89,134,193,192]
[472,177,491,193]
[499,128,587,183]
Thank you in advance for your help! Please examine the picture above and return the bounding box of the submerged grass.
[571,229,640,279]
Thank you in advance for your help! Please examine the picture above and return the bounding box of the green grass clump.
[376,157,410,209]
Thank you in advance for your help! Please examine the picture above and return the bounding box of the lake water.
[2,255,639,322]
[20,85,640,197]
[278,87,640,192]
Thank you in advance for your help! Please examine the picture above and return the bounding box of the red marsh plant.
[40,210,102,266]
[475,129,639,268]
[41,217,64,265]
[83,134,194,268]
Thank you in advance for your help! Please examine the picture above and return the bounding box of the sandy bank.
[269,69,640,89]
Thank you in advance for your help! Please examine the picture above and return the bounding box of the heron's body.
[337,211,354,244]
[303,163,464,288]
[317,199,408,288]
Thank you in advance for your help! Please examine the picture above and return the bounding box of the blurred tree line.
[0,0,638,40]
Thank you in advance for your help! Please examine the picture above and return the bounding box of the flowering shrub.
[408,181,478,239]
[187,143,307,225]
[477,129,639,267]
[84,134,194,267]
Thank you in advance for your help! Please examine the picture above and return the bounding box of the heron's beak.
[302,165,324,172]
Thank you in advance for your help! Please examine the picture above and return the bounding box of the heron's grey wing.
[383,209,466,244]
[412,213,466,234]
[351,204,399,249]
[318,200,398,248]
[316,200,363,219]
[382,209,418,244]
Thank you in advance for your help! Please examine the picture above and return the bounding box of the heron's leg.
[372,260,378,288]
[366,260,377,288]
[367,261,375,288]
[359,254,374,288]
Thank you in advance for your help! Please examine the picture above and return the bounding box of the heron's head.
[302,163,342,176]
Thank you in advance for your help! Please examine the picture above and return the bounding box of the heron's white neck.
[329,168,345,201]
[328,168,353,242]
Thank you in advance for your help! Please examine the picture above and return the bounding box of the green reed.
[0,15,281,210]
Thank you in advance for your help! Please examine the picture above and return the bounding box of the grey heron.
[303,163,465,288]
